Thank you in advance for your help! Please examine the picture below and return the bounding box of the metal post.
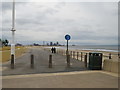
[84,54,87,68]
[66,40,68,55]
[77,52,79,60]
[67,54,70,67]
[49,55,52,68]
[109,53,112,59]
[73,51,75,58]
[118,53,120,58]
[31,54,34,68]
[81,52,83,61]
[11,54,14,69]
[11,0,16,65]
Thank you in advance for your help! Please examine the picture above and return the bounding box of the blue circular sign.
[65,34,71,40]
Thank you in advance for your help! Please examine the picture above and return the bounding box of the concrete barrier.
[103,59,119,74]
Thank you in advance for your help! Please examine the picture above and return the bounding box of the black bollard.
[31,54,34,68]
[73,51,75,58]
[11,54,14,69]
[77,52,79,60]
[67,54,70,67]
[84,54,87,68]
[70,51,72,58]
[109,53,112,59]
[81,52,83,61]
[118,53,120,58]
[49,55,52,68]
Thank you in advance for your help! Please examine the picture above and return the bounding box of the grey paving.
[2,71,118,88]
[2,47,86,76]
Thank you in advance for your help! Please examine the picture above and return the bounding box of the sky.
[1,0,119,45]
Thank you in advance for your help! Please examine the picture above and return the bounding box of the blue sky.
[1,0,119,45]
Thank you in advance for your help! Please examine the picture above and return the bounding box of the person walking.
[51,47,54,53]
[54,47,56,53]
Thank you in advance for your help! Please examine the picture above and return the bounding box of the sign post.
[65,34,71,55]
[65,34,71,67]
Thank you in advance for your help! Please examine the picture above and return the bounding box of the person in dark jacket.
[53,47,56,53]
[51,47,54,53]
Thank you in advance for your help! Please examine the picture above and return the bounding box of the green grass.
[0,46,28,63]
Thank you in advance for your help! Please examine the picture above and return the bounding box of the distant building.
[33,43,39,46]
[50,42,53,46]
[56,42,59,46]
[16,43,22,46]
[47,43,49,46]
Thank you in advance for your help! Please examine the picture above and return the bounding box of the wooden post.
[109,53,112,59]
[49,55,52,68]
[81,52,83,61]
[67,54,70,67]
[84,54,87,68]
[77,52,79,60]
[31,54,34,68]
[11,54,14,69]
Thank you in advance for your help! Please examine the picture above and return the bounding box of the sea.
[46,45,119,52]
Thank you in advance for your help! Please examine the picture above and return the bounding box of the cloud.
[1,2,118,45]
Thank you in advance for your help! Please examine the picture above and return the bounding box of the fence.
[44,48,118,63]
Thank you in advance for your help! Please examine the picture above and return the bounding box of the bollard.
[109,53,112,59]
[31,54,34,68]
[77,52,79,60]
[67,54,70,67]
[81,52,83,61]
[62,50,64,55]
[64,50,66,55]
[84,54,87,68]
[73,51,75,58]
[11,54,14,69]
[70,51,72,58]
[66,50,68,55]
[49,55,52,68]
[118,53,120,58]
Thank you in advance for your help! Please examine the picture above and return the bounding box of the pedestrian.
[51,47,54,53]
[54,47,56,53]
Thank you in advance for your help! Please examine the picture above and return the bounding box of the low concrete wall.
[103,59,119,74]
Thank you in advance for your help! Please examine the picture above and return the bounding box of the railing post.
[11,54,14,69]
[62,50,63,55]
[77,52,79,60]
[31,54,34,68]
[84,53,87,68]
[49,55,52,68]
[118,53,120,58]
[67,54,70,67]
[81,52,83,61]
[70,51,72,58]
[73,51,75,58]
[109,53,112,59]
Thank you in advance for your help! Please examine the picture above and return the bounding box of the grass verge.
[0,46,28,63]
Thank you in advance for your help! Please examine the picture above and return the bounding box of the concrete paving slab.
[2,71,118,88]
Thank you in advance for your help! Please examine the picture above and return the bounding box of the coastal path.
[2,47,86,76]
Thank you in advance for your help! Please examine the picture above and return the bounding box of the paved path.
[2,47,118,88]
[2,47,86,76]
[2,71,118,88]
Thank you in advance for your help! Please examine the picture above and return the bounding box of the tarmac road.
[2,47,86,76]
